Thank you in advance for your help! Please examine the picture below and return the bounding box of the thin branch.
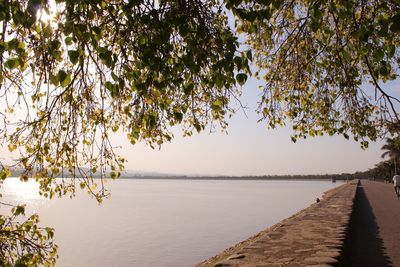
[365,56,400,122]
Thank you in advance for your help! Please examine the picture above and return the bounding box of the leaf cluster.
[0,0,250,201]
[0,204,57,267]
[231,0,400,147]
[0,0,250,264]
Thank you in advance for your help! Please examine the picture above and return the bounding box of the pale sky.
[109,76,389,176]
[0,73,389,176]
[113,12,395,176]
[0,67,393,177]
[0,5,394,176]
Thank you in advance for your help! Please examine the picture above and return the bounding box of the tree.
[0,201,57,267]
[381,137,400,174]
[369,160,394,181]
[228,0,400,148]
[2,0,400,265]
[0,0,250,198]
[0,0,250,265]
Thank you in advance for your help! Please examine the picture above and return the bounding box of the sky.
[0,70,388,177]
[0,75,387,177]
[109,76,389,176]
[108,8,395,177]
[0,4,395,177]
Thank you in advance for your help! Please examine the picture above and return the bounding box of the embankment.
[197,181,358,267]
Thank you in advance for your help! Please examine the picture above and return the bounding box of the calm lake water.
[1,178,342,267]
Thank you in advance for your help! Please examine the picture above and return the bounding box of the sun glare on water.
[1,178,43,203]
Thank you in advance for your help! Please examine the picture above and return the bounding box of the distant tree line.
[128,174,351,180]
[349,136,400,182]
[4,168,352,181]
[348,160,394,182]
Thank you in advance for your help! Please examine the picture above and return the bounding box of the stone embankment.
[197,181,358,267]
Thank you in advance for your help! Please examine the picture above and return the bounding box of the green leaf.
[0,170,7,180]
[391,14,400,32]
[105,81,113,91]
[8,144,17,152]
[57,70,71,87]
[246,50,253,61]
[65,36,74,45]
[174,112,183,122]
[15,262,28,267]
[45,227,54,239]
[112,125,119,132]
[64,93,73,102]
[50,40,61,50]
[7,38,19,50]
[379,62,390,76]
[212,99,223,111]
[236,73,247,86]
[137,35,148,45]
[105,82,119,98]
[63,21,74,35]
[194,123,202,133]
[183,83,194,95]
[234,56,243,69]
[99,50,113,67]
[14,205,25,216]
[5,58,20,69]
[68,50,80,65]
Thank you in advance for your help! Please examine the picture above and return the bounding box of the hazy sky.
[0,69,394,177]
[112,7,396,176]
[0,74,389,176]
[110,13,396,176]
[109,76,390,176]
[0,6,395,176]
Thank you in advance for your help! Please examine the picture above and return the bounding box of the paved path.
[343,180,400,266]
[198,183,357,267]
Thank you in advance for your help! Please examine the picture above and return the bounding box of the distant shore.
[7,166,352,180]
[119,176,347,181]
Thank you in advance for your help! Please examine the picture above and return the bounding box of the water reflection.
[1,178,47,215]
[0,178,342,267]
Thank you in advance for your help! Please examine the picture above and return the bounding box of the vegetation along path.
[343,180,400,266]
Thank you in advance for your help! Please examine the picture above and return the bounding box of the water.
[1,178,342,266]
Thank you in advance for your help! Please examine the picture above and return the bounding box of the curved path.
[343,180,400,266]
